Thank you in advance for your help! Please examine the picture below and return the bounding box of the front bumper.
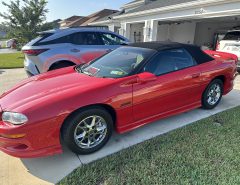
[0,134,61,158]
[0,118,62,158]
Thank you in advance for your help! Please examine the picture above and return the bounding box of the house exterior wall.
[91,0,240,44]
[116,0,240,42]
[116,0,240,23]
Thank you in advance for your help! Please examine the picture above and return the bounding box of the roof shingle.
[66,9,118,27]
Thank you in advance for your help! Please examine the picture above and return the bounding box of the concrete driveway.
[0,68,239,185]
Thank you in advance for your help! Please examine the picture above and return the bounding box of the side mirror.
[137,72,157,83]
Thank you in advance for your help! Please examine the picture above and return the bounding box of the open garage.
[156,15,240,50]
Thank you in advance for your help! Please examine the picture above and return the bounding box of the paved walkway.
[0,69,239,184]
[0,69,27,93]
[0,69,52,185]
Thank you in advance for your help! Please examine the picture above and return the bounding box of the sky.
[0,0,131,23]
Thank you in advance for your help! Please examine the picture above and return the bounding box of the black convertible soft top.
[129,41,191,51]
[128,41,214,64]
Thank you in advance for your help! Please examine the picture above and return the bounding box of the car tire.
[62,107,113,155]
[202,79,223,109]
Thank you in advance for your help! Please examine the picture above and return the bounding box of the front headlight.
[2,112,28,125]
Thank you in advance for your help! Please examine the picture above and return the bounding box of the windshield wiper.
[75,65,83,73]
[75,64,91,74]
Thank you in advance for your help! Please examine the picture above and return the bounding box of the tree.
[41,19,61,31]
[0,23,10,33]
[0,23,9,39]
[0,0,48,44]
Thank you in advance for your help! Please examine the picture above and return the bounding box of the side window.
[144,49,196,76]
[36,32,100,46]
[55,35,72,44]
[35,35,72,45]
[100,33,125,45]
[71,32,100,45]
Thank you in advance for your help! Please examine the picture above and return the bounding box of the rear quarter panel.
[198,59,236,95]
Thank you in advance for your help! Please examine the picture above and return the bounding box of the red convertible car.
[0,42,237,158]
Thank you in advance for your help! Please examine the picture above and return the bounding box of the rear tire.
[62,107,113,155]
[202,79,223,109]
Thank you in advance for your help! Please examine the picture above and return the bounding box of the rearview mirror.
[137,72,157,83]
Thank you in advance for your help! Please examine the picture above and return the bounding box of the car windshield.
[223,31,240,40]
[79,47,155,78]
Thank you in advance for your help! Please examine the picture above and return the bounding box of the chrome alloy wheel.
[74,115,107,149]
[207,83,221,105]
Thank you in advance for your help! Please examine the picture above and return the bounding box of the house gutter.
[88,20,122,26]
[88,20,111,25]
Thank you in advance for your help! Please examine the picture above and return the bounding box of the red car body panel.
[0,51,237,158]
[204,50,238,64]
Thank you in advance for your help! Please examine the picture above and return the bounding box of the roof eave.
[88,20,111,25]
[114,0,231,19]
[121,0,145,9]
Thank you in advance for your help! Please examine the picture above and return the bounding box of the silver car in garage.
[22,28,129,76]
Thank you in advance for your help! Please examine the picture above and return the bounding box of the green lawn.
[0,53,24,68]
[59,106,240,185]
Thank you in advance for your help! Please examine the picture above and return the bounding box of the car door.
[70,32,107,63]
[133,48,203,122]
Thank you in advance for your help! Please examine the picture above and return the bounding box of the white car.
[217,30,240,72]
[22,28,129,77]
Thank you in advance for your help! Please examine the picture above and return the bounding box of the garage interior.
[129,22,145,43]
[157,15,240,50]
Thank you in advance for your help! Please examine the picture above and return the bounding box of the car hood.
[0,67,113,111]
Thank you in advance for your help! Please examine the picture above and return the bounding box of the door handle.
[192,73,200,78]
[70,49,80,53]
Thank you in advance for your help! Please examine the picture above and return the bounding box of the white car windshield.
[223,31,240,40]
